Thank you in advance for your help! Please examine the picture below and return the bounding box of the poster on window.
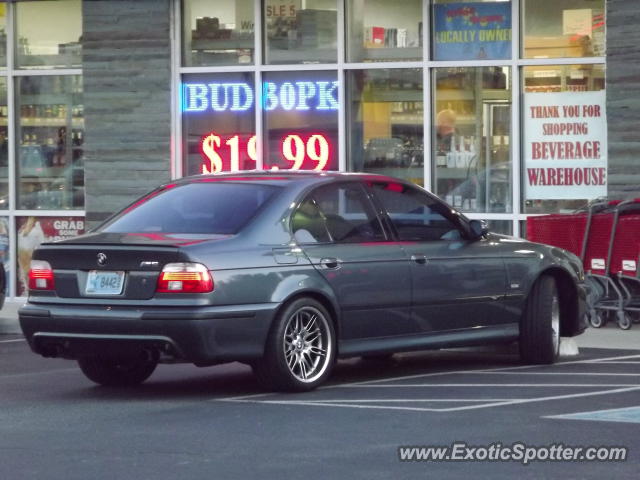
[433,2,511,61]
[524,91,607,200]
[17,216,84,296]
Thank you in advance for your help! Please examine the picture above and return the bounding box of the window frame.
[290,180,391,245]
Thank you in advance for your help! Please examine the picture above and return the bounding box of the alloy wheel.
[282,306,332,383]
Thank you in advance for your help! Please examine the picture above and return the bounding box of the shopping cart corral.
[528,198,640,330]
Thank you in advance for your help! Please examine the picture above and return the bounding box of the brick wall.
[82,0,172,227]
[607,0,640,198]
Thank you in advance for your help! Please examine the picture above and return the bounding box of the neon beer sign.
[200,132,332,174]
[183,81,339,113]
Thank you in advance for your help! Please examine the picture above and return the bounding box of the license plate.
[85,270,125,295]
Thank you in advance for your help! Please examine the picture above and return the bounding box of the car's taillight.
[28,260,55,290]
[156,263,213,293]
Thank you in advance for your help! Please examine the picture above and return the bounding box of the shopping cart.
[603,199,640,329]
[526,199,637,330]
[526,211,588,258]
[582,199,628,329]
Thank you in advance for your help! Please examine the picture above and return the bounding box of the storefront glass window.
[263,71,339,171]
[523,0,605,59]
[485,219,512,235]
[346,0,422,63]
[264,0,337,65]
[433,67,511,213]
[17,75,84,210]
[522,64,606,214]
[182,0,254,67]
[16,215,84,296]
[431,0,512,61]
[0,79,7,208]
[0,4,7,68]
[181,72,255,176]
[0,217,8,294]
[15,0,82,69]
[347,69,423,185]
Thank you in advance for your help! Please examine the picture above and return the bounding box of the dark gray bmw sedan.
[19,171,588,391]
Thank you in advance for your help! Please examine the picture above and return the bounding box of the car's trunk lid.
[32,232,224,300]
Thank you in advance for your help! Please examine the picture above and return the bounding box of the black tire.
[589,310,608,328]
[78,356,157,387]
[253,297,336,392]
[520,275,560,364]
[617,312,632,330]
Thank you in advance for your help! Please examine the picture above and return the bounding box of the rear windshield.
[101,182,280,234]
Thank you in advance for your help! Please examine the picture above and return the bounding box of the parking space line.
[218,354,640,402]
[0,368,79,379]
[585,354,640,363]
[594,361,640,365]
[214,392,275,402]
[466,372,640,376]
[0,338,25,343]
[251,400,446,412]
[218,363,548,402]
[278,398,526,403]
[222,386,640,414]
[545,406,640,424]
[340,383,639,388]
[337,353,640,388]
[436,386,640,413]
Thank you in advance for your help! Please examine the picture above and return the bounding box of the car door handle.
[411,254,427,265]
[320,258,341,270]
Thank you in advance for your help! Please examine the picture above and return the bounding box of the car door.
[368,180,508,333]
[292,181,414,340]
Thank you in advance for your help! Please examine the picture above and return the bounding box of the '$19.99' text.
[200,132,331,174]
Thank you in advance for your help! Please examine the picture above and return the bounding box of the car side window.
[371,182,463,242]
[305,183,385,243]
[291,196,331,243]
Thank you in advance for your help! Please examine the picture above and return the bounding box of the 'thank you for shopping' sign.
[433,2,511,60]
[524,91,607,200]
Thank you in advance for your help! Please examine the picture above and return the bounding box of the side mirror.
[468,219,489,240]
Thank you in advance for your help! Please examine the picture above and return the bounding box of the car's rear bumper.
[19,302,280,365]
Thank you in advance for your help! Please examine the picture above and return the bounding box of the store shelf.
[365,90,422,103]
[191,38,253,50]
[21,118,84,128]
[436,167,479,180]
[16,53,81,70]
[359,47,422,62]
[266,48,337,64]
[390,113,423,125]
[437,89,509,102]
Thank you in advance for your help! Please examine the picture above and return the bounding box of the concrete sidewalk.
[0,301,22,335]
[574,322,640,350]
[1,300,638,350]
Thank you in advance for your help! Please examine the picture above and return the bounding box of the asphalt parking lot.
[1,334,639,480]
[221,348,640,415]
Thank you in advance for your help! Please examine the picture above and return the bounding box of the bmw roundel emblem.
[97,253,107,266]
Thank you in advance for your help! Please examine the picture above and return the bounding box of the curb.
[0,301,23,335]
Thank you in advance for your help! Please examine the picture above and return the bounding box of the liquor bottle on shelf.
[44,137,55,167]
